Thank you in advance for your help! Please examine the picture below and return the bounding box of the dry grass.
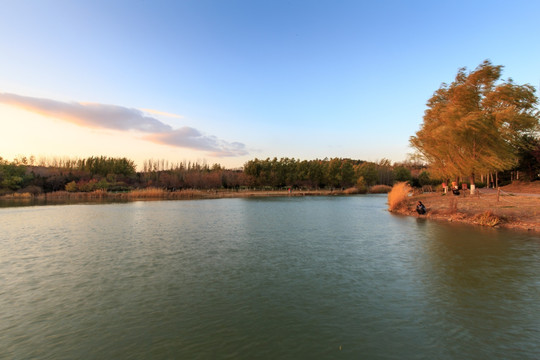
[387,182,412,211]
[449,197,458,214]
[472,211,502,227]
[9,192,33,199]
[370,185,392,194]
[344,187,365,194]
[122,187,168,198]
[41,190,108,199]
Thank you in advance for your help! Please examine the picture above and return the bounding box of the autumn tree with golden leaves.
[410,60,539,185]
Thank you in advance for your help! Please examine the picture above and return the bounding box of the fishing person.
[416,201,426,215]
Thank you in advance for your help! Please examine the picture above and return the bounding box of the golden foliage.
[387,182,411,211]
[410,60,539,181]
[355,176,368,193]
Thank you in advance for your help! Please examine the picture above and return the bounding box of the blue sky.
[1,0,539,169]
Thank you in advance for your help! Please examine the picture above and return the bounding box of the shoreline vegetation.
[2,181,539,234]
[0,185,392,203]
[388,182,540,233]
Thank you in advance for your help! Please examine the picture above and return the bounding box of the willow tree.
[410,60,539,185]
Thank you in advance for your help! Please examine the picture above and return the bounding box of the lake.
[1,195,539,359]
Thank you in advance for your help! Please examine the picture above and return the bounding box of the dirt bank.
[392,183,540,233]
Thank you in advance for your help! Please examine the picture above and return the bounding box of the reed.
[42,191,71,198]
[370,185,392,194]
[123,187,168,198]
[40,190,108,199]
[387,182,411,211]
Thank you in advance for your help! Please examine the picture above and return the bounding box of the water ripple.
[1,197,539,359]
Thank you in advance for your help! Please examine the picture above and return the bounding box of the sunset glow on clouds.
[145,128,248,157]
[0,93,171,133]
[0,93,248,158]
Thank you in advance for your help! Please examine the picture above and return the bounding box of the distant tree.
[376,159,394,186]
[327,158,342,187]
[418,171,432,186]
[355,176,368,193]
[0,162,28,190]
[78,156,136,177]
[410,60,539,186]
[393,166,412,183]
[340,160,356,187]
[356,162,378,186]
[43,174,69,192]
[308,160,327,188]
[243,157,368,189]
[515,136,540,181]
[65,181,78,192]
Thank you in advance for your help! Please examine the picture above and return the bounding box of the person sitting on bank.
[416,201,426,215]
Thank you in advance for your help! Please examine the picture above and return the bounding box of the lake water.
[1,195,539,359]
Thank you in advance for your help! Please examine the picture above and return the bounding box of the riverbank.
[0,187,369,205]
[391,183,540,233]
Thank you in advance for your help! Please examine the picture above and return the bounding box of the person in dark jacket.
[416,201,426,215]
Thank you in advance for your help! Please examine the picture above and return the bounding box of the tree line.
[0,155,431,195]
[0,156,247,195]
[243,157,420,189]
[0,156,138,194]
[1,149,536,196]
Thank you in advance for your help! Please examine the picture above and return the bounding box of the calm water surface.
[1,195,539,359]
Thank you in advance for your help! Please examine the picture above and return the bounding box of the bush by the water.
[472,211,502,227]
[387,182,411,211]
[344,187,364,194]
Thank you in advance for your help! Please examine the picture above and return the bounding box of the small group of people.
[416,201,426,215]
[443,182,462,196]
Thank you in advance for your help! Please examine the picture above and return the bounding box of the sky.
[1,0,539,170]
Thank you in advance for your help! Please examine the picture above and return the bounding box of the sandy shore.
[392,185,540,233]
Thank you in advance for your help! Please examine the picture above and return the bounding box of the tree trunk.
[469,174,476,195]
